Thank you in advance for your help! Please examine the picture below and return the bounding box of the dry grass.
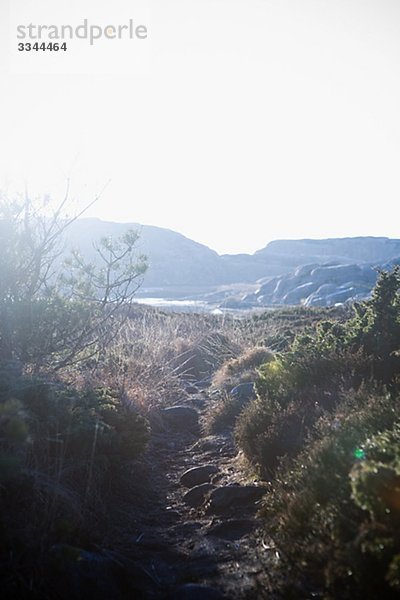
[64,307,246,412]
[2,303,344,598]
[211,346,273,392]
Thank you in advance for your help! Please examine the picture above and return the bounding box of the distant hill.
[65,218,226,287]
[256,237,400,264]
[64,220,400,303]
[65,218,288,287]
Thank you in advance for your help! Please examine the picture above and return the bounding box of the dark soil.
[104,386,281,599]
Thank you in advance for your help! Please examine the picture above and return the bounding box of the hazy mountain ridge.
[257,236,400,263]
[66,218,225,287]
[65,219,400,306]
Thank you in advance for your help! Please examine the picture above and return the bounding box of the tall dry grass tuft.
[70,307,247,411]
[212,346,274,392]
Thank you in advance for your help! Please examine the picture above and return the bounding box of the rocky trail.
[103,384,279,600]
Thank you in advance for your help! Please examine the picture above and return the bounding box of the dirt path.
[111,386,279,599]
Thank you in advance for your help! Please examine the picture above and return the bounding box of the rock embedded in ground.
[174,522,203,535]
[229,382,256,403]
[160,406,199,432]
[190,437,222,452]
[172,583,224,599]
[207,485,267,513]
[180,465,219,488]
[190,436,235,457]
[164,509,181,522]
[183,483,216,508]
[206,519,257,541]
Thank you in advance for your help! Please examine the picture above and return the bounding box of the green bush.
[350,426,400,521]
[346,426,400,594]
[0,375,149,596]
[347,267,400,384]
[259,388,400,598]
[235,348,369,475]
[8,380,151,474]
[232,270,400,595]
[236,269,400,477]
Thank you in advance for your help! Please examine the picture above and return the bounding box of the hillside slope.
[65,221,400,304]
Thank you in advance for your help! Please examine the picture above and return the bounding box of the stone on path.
[229,382,256,403]
[207,485,266,514]
[206,519,257,541]
[183,483,216,508]
[180,465,219,488]
[190,436,235,457]
[160,406,199,432]
[172,583,223,599]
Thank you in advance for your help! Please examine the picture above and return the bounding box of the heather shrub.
[236,269,400,476]
[232,269,400,597]
[235,388,320,476]
[0,375,149,596]
[347,426,400,594]
[235,347,363,475]
[248,305,350,351]
[350,426,400,521]
[347,267,400,383]
[10,380,150,475]
[235,392,278,470]
[256,326,372,401]
[259,388,400,598]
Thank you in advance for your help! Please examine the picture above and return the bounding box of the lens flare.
[354,448,365,460]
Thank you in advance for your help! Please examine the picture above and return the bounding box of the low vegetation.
[1,195,399,598]
[234,267,400,597]
[0,195,250,598]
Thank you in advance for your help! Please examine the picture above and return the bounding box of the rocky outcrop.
[244,258,400,307]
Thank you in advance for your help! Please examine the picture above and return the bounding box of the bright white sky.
[1,0,399,254]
